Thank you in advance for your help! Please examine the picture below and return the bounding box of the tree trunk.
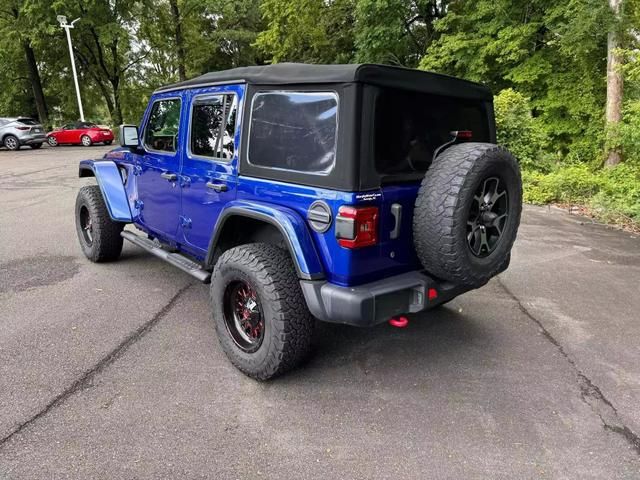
[169,0,187,81]
[22,40,48,126]
[605,0,623,167]
[112,85,123,126]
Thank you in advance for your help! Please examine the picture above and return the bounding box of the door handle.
[206,181,228,192]
[390,203,402,239]
[161,172,177,182]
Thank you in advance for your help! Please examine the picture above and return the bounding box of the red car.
[47,122,114,147]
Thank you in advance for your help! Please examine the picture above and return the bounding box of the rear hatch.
[361,85,495,281]
[16,118,44,135]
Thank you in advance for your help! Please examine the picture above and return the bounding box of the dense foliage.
[0,0,638,223]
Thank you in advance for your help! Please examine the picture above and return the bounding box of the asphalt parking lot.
[1,145,639,479]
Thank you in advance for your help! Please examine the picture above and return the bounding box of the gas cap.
[307,200,332,233]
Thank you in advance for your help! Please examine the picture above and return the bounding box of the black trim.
[300,271,473,326]
[205,207,324,281]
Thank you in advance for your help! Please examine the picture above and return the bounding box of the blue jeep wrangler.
[75,63,522,379]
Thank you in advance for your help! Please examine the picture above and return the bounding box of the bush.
[494,89,548,171]
[523,162,640,224]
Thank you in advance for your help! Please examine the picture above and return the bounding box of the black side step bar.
[121,231,211,283]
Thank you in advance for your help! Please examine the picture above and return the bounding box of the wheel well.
[210,216,288,267]
[79,166,95,178]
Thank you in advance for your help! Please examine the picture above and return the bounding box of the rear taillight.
[16,126,30,131]
[336,206,378,249]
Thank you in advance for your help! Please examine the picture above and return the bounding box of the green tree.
[421,0,612,161]
[256,0,355,63]
[0,0,49,124]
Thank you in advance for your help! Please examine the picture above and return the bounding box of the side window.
[248,91,338,174]
[144,98,181,153]
[190,94,237,160]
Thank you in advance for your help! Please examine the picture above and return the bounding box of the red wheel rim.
[223,280,264,353]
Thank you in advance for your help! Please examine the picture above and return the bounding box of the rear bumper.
[20,134,46,145]
[300,271,475,327]
[92,132,114,142]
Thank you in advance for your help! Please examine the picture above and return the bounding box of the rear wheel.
[81,135,92,147]
[75,185,125,262]
[413,143,522,287]
[4,135,19,151]
[30,143,42,149]
[210,243,314,380]
[104,140,113,146]
[47,136,58,147]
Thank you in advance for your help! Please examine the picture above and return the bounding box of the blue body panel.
[79,84,423,287]
[216,199,325,279]
[79,159,132,222]
[235,177,421,286]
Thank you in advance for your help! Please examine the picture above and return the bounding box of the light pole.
[57,15,85,122]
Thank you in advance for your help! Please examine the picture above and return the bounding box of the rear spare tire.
[413,143,522,287]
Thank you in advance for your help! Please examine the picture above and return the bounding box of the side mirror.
[119,124,140,149]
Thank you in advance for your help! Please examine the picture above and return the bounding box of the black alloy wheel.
[466,176,509,257]
[79,205,94,246]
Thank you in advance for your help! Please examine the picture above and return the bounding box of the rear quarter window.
[17,118,37,125]
[248,91,338,175]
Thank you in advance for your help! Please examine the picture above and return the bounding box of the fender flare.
[78,159,132,222]
[206,201,325,281]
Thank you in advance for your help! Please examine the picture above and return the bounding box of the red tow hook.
[388,316,409,328]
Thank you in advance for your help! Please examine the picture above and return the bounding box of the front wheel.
[81,135,92,147]
[75,185,125,262]
[210,243,314,380]
[47,136,58,147]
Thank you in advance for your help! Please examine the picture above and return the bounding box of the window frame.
[187,92,238,163]
[246,90,340,176]
[143,96,183,155]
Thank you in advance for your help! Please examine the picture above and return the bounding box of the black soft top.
[155,63,492,101]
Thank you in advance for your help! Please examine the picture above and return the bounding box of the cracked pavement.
[1,146,639,479]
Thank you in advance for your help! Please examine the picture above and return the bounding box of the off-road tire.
[210,243,314,380]
[75,185,124,262]
[413,143,522,286]
[30,143,42,149]
[4,135,20,150]
[81,135,92,147]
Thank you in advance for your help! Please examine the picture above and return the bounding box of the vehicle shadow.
[275,302,494,385]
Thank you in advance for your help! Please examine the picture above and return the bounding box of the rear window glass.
[17,118,37,125]
[248,91,338,174]
[374,89,490,175]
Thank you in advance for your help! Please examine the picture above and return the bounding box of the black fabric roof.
[155,63,492,100]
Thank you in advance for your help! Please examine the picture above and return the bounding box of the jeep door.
[179,85,242,254]
[135,94,184,240]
